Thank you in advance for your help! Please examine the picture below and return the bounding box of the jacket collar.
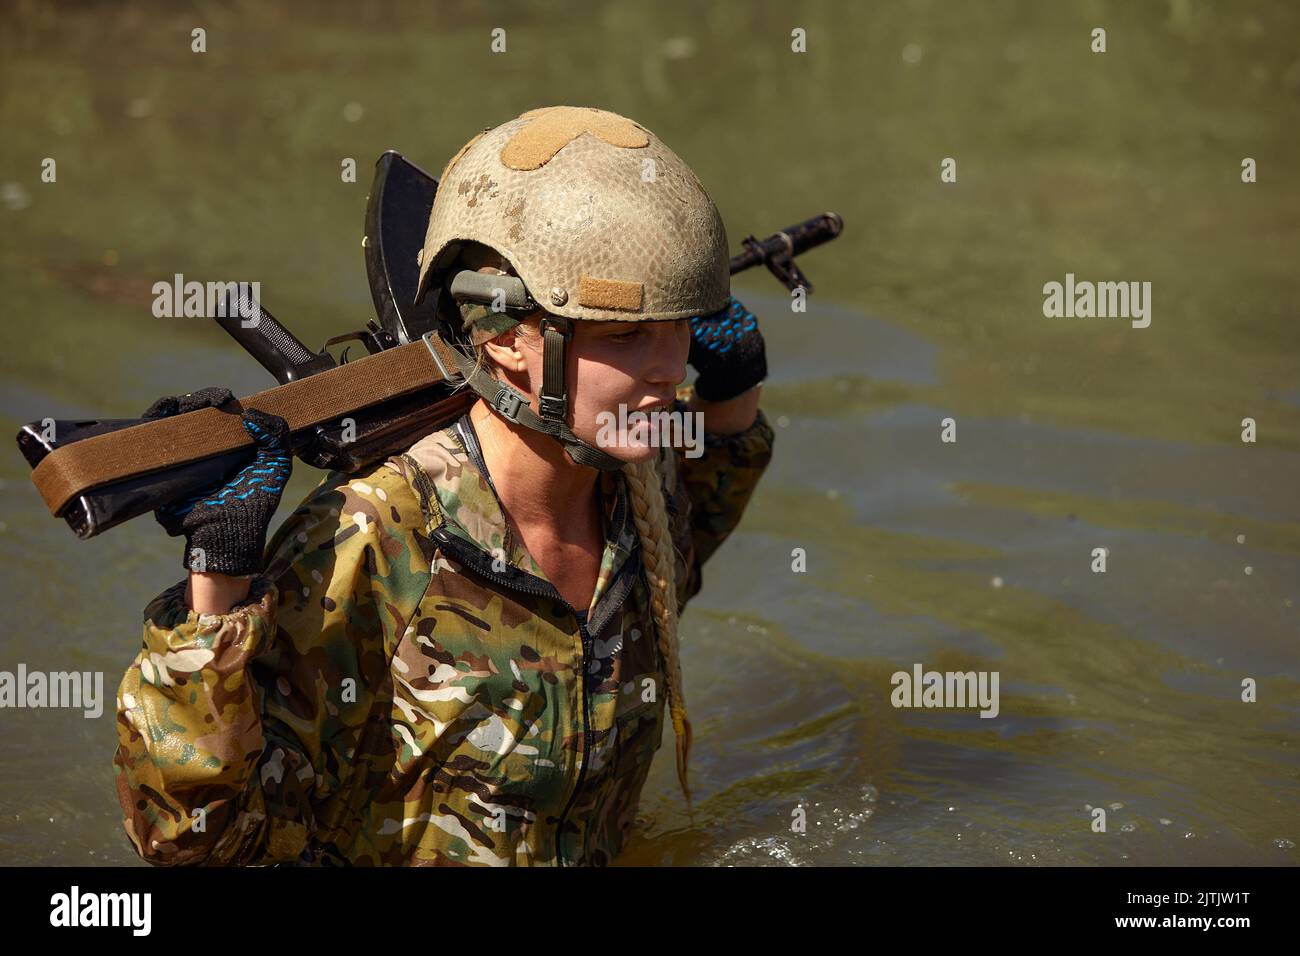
[400,413,639,616]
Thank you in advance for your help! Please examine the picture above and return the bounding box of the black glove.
[687,295,767,402]
[142,387,293,575]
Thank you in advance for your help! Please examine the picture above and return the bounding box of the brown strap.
[31,338,456,517]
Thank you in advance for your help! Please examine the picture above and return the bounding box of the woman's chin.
[621,442,661,464]
[585,432,659,465]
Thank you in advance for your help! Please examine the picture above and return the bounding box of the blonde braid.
[623,455,694,812]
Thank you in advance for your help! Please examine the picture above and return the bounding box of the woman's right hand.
[140,387,294,601]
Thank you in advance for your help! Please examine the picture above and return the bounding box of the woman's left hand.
[686,295,767,402]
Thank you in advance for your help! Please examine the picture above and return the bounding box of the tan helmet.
[413,106,732,472]
[414,105,730,323]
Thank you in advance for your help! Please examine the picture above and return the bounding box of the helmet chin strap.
[423,319,627,472]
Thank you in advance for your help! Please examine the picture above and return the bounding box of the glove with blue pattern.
[141,386,293,575]
[687,295,767,402]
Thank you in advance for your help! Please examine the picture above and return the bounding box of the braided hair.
[623,456,694,811]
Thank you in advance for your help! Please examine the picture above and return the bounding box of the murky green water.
[1,0,1296,866]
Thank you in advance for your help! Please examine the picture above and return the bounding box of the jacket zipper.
[566,618,596,867]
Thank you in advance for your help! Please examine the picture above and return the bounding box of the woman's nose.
[645,321,689,385]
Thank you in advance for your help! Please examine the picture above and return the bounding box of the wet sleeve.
[113,472,413,866]
[666,391,776,612]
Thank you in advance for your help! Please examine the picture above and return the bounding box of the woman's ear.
[483,328,527,372]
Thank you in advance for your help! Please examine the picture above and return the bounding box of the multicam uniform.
[114,396,774,866]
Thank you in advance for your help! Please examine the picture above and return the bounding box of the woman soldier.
[114,106,775,866]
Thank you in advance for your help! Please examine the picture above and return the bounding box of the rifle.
[15,151,843,540]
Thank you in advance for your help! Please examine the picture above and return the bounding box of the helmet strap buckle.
[490,381,529,422]
[538,315,572,424]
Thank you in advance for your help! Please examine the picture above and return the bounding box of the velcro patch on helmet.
[577,276,644,312]
[501,106,649,171]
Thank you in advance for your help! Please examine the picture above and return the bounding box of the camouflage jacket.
[114,397,774,866]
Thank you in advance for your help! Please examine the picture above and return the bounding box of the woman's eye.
[611,329,639,341]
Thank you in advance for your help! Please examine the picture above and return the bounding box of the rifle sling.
[31,337,460,517]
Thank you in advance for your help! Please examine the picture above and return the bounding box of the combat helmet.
[413,105,730,470]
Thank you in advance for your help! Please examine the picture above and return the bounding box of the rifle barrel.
[729,212,843,275]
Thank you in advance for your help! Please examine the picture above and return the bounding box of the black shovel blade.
[364,150,440,345]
